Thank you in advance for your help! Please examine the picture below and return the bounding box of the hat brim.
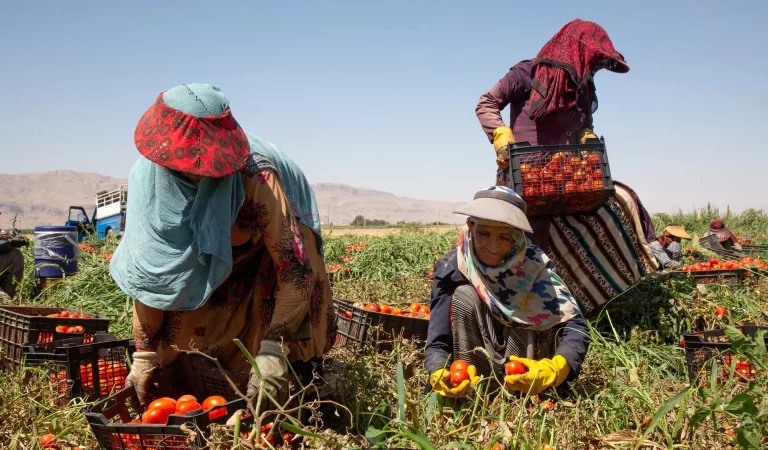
[453,198,532,233]
[134,94,250,178]
[665,226,691,240]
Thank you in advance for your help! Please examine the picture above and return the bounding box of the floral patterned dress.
[132,168,335,374]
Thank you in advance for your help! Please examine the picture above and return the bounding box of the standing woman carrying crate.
[475,19,660,314]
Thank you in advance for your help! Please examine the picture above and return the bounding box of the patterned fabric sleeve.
[132,299,165,351]
[649,240,678,269]
[242,169,314,342]
[667,241,683,262]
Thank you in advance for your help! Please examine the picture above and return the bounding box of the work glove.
[492,126,515,168]
[578,128,597,144]
[503,355,570,396]
[125,351,160,406]
[429,365,481,398]
[246,340,290,412]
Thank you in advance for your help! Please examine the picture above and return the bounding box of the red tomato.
[492,444,504,450]
[409,303,422,313]
[202,395,227,410]
[716,306,727,317]
[505,361,528,375]
[379,304,391,314]
[59,311,70,318]
[541,400,554,411]
[450,360,469,373]
[391,307,403,315]
[421,306,430,315]
[450,369,470,387]
[175,400,203,415]
[142,407,169,424]
[364,304,381,313]
[203,395,228,420]
[709,258,720,266]
[149,397,177,416]
[40,434,57,448]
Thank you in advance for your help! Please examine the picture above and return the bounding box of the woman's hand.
[125,351,160,406]
[492,126,515,168]
[246,340,290,412]
[429,365,481,398]
[578,128,597,144]
[503,355,570,395]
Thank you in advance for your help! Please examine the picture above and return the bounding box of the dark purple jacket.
[476,60,594,146]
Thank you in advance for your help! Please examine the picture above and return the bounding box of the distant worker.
[704,219,742,252]
[649,225,691,269]
[0,212,29,301]
[111,83,335,408]
[474,20,661,315]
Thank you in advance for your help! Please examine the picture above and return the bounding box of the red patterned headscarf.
[529,19,629,121]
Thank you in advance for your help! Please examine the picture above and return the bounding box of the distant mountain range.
[0,171,465,229]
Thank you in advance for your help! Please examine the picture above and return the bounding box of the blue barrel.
[33,226,80,278]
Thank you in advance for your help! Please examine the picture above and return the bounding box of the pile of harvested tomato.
[346,241,367,253]
[46,311,90,319]
[519,151,604,197]
[327,264,350,275]
[679,256,767,272]
[341,302,431,319]
[137,394,229,424]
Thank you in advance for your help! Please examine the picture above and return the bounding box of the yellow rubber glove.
[492,126,515,168]
[503,355,570,396]
[429,365,481,398]
[578,128,597,144]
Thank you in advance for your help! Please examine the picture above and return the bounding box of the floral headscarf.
[455,223,581,330]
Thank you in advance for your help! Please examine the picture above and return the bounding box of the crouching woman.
[425,186,590,397]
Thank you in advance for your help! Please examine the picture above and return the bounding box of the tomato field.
[2,208,768,449]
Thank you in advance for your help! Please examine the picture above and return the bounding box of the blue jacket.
[424,249,590,381]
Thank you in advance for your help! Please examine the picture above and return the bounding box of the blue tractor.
[66,185,127,242]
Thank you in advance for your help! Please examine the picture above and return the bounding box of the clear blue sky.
[1,0,767,214]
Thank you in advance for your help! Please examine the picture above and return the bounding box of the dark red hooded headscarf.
[529,19,629,121]
[709,219,738,243]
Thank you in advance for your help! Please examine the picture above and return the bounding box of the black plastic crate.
[333,297,429,352]
[687,269,745,291]
[507,137,615,217]
[698,234,743,260]
[22,332,134,404]
[0,306,111,366]
[742,244,768,258]
[86,355,250,450]
[682,323,768,383]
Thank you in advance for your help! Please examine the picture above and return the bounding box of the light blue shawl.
[109,157,245,310]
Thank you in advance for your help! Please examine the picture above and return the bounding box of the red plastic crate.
[507,138,615,217]
[0,306,111,366]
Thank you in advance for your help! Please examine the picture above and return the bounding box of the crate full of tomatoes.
[506,138,614,217]
[681,323,767,383]
[334,298,430,352]
[86,354,254,449]
[22,332,134,405]
[676,257,764,290]
[0,306,111,367]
